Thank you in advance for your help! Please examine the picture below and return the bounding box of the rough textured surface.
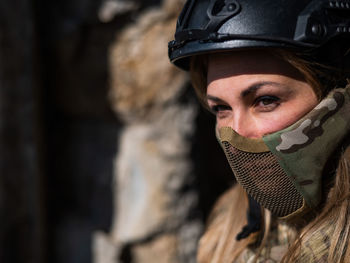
[111,104,197,242]
[0,0,233,262]
[94,0,204,262]
[93,231,120,263]
[98,0,139,22]
[108,0,188,123]
[132,234,178,263]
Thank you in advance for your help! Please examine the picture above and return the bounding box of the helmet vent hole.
[212,0,226,16]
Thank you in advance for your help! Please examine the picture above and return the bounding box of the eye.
[210,104,231,115]
[210,104,231,116]
[254,95,280,111]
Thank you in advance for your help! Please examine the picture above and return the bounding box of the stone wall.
[94,1,202,262]
[0,0,233,262]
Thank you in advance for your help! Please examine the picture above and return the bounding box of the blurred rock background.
[0,0,232,262]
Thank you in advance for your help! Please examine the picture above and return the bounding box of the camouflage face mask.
[217,85,350,218]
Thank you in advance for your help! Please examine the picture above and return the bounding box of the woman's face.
[207,50,318,138]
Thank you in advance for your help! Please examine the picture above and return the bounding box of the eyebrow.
[206,81,288,102]
[206,94,226,103]
[240,81,285,97]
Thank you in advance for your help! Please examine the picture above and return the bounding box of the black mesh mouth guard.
[219,127,304,217]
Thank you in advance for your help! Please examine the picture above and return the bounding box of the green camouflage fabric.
[236,220,296,263]
[236,217,331,263]
[263,85,350,209]
[297,227,331,263]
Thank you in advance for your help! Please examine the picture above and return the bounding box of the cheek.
[255,116,294,135]
[215,117,232,129]
[256,99,317,136]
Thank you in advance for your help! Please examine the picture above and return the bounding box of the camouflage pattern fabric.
[297,228,331,263]
[236,220,296,263]
[263,85,350,210]
[236,218,331,263]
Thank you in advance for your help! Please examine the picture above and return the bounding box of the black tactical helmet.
[168,0,350,71]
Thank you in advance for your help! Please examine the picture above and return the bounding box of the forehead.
[207,50,304,84]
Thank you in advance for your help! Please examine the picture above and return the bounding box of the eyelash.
[209,95,280,114]
[254,95,280,109]
[210,104,231,114]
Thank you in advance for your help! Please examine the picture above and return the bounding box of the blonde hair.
[197,185,255,263]
[192,49,350,263]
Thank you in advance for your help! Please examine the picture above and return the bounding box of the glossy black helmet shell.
[168,0,350,70]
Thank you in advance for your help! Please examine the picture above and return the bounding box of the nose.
[224,111,261,138]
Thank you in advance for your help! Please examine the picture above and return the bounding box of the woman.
[168,0,350,262]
